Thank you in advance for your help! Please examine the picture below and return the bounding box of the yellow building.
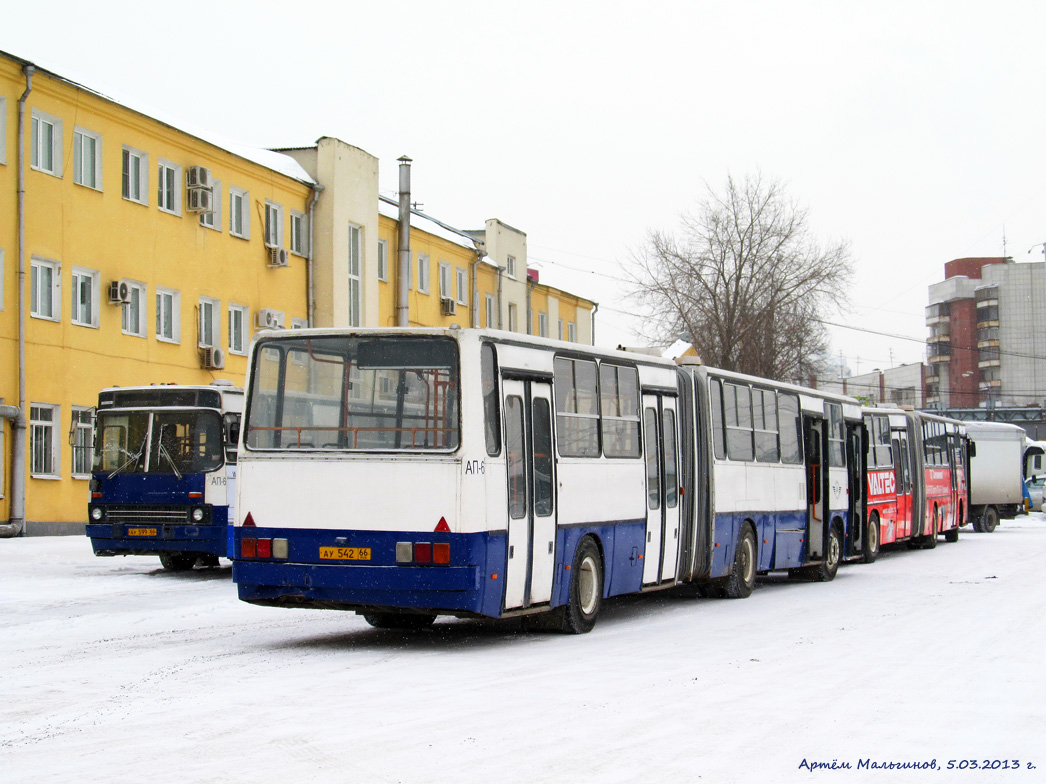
[1,51,316,533]
[1,54,596,535]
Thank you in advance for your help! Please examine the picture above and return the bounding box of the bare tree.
[629,173,852,382]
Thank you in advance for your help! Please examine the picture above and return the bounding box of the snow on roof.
[663,339,697,360]
[1,48,316,186]
[378,195,478,251]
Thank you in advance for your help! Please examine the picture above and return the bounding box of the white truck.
[965,420,1028,532]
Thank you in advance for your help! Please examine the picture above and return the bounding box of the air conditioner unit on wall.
[267,246,290,268]
[107,280,131,305]
[201,347,225,370]
[256,309,285,330]
[186,187,214,214]
[185,166,212,189]
[440,297,457,316]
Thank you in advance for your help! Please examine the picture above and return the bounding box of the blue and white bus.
[86,382,243,571]
[231,328,864,631]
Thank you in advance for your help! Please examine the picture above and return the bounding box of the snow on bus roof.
[2,47,316,186]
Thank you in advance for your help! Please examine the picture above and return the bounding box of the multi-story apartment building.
[925,257,1046,409]
[1,51,596,534]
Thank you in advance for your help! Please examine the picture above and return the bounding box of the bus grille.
[105,506,191,524]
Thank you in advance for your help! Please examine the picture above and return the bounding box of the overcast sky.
[5,0,1045,376]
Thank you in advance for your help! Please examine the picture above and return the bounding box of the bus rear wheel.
[922,509,938,550]
[982,505,1000,533]
[811,524,843,582]
[560,537,603,634]
[159,553,196,571]
[723,524,756,599]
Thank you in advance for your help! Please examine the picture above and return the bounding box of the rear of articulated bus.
[232,330,504,628]
[86,385,242,570]
[915,413,956,546]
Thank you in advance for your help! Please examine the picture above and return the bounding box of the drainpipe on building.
[591,302,598,346]
[2,65,33,538]
[305,184,324,327]
[396,156,411,327]
[526,277,537,335]
[470,246,484,329]
[496,266,503,330]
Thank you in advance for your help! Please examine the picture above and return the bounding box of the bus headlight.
[90,507,104,521]
[191,507,205,522]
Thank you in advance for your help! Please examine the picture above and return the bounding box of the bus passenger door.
[642,395,680,585]
[893,433,912,538]
[803,416,827,561]
[502,379,557,611]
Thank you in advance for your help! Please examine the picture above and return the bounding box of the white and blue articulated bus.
[231,328,864,632]
[86,382,244,571]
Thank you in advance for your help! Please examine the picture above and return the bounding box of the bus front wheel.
[862,514,880,564]
[723,524,756,599]
[159,553,196,571]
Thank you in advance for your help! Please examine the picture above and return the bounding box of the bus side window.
[481,343,500,456]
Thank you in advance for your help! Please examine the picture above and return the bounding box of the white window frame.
[228,303,248,355]
[290,211,307,256]
[508,302,518,332]
[200,179,222,231]
[30,257,61,322]
[30,109,62,177]
[377,239,388,282]
[70,406,94,479]
[438,260,451,299]
[506,255,517,279]
[558,318,564,341]
[230,186,249,239]
[71,267,100,328]
[456,268,468,306]
[198,296,220,348]
[121,281,147,337]
[73,127,103,190]
[417,252,430,295]
[122,145,148,205]
[568,321,577,342]
[485,294,495,329]
[265,200,283,248]
[348,223,362,327]
[157,159,181,215]
[30,403,60,478]
[538,311,548,338]
[155,287,180,343]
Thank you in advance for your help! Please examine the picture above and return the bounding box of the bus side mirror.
[968,442,976,458]
[224,413,241,447]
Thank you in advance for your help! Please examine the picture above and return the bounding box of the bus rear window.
[245,336,460,452]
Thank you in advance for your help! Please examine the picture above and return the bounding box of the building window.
[348,223,361,327]
[71,407,94,478]
[157,160,181,214]
[456,268,468,306]
[290,211,307,256]
[200,180,222,230]
[265,201,283,247]
[568,322,577,342]
[506,255,516,279]
[438,261,451,299]
[30,257,60,321]
[71,267,99,328]
[485,294,495,329]
[417,253,430,294]
[122,281,147,337]
[558,318,564,340]
[156,287,180,343]
[0,96,6,165]
[199,296,220,348]
[73,128,102,190]
[377,239,388,282]
[228,303,248,354]
[31,109,62,177]
[30,404,59,477]
[230,187,249,238]
[538,312,548,337]
[508,302,518,332]
[122,146,148,204]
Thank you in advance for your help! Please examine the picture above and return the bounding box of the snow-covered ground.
[3,518,1045,784]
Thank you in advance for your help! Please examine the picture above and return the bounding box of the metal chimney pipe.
[396,156,412,327]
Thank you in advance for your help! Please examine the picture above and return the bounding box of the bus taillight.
[242,538,257,558]
[396,540,450,565]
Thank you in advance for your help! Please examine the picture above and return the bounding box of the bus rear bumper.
[233,560,494,616]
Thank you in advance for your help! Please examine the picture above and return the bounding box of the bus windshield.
[245,335,460,452]
[95,409,225,475]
